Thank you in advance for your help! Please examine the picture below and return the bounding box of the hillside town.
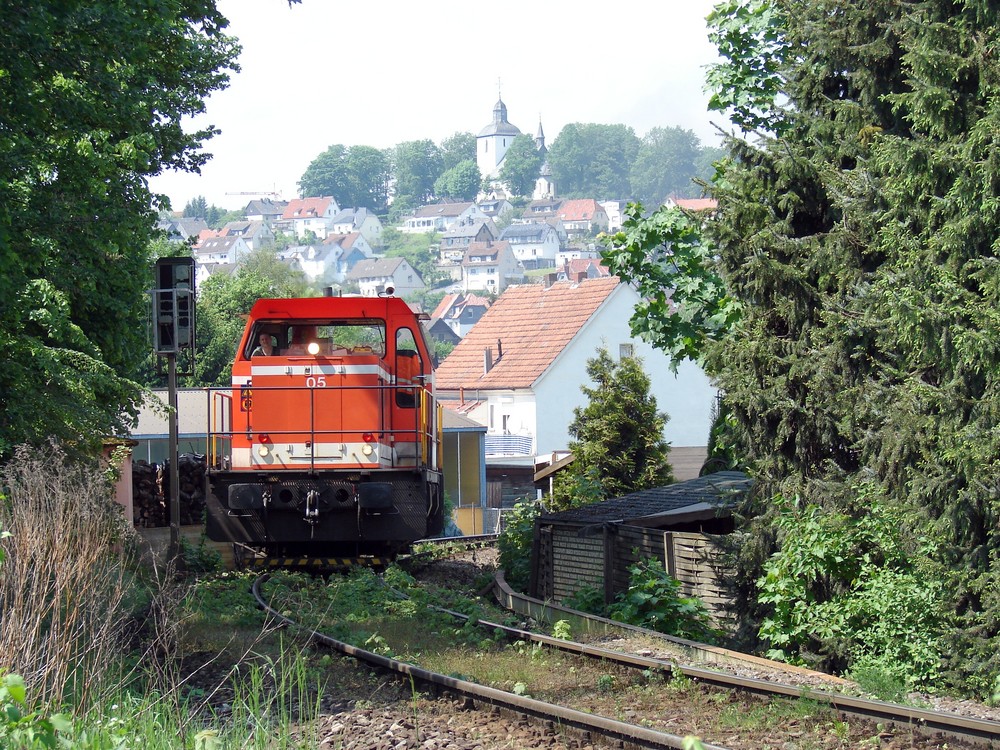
[143,97,721,534]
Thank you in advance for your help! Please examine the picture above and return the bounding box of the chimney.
[496,339,503,361]
[484,347,493,374]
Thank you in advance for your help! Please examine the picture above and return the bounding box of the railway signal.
[150,256,197,568]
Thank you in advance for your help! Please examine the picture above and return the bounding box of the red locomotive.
[204,294,444,562]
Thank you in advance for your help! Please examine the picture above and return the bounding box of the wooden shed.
[529,471,752,622]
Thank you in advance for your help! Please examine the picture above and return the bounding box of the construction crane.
[225,190,282,199]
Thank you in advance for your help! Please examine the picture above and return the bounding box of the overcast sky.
[149,0,726,211]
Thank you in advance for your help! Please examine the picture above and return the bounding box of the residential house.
[477,198,514,221]
[499,222,560,269]
[157,216,209,243]
[556,245,602,265]
[425,316,462,350]
[281,244,339,285]
[243,198,287,223]
[401,201,487,234]
[557,199,609,239]
[322,230,374,259]
[194,236,250,272]
[552,258,609,283]
[440,219,498,264]
[434,277,718,499]
[218,220,275,251]
[330,208,384,249]
[521,197,562,221]
[194,261,237,288]
[345,257,426,297]
[431,293,492,338]
[278,196,341,240]
[461,240,523,294]
[600,200,629,232]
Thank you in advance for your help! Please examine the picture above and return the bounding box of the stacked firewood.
[132,459,166,527]
[132,454,208,527]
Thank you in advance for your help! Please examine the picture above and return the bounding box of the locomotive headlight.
[361,443,374,456]
[257,444,270,457]
[307,341,320,355]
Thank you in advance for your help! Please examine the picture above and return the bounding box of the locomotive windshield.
[246,319,386,358]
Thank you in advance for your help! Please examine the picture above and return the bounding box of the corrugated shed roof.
[540,472,752,525]
[434,276,621,390]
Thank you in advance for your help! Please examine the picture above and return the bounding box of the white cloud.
[149,0,724,211]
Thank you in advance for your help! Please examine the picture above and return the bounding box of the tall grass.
[0,442,137,709]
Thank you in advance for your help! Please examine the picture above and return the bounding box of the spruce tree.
[553,347,673,507]
[702,0,1000,692]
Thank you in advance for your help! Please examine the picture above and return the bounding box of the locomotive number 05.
[305,376,327,388]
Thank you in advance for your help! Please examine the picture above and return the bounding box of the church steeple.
[477,89,522,180]
[535,117,547,157]
[493,97,509,126]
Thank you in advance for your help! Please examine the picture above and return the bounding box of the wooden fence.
[531,522,733,623]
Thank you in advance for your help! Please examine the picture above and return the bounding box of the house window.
[619,343,634,359]
[502,414,510,434]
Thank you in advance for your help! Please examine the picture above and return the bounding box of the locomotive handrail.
[206,381,437,471]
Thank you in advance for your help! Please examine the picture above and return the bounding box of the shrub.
[756,486,945,689]
[608,558,719,642]
[497,498,541,592]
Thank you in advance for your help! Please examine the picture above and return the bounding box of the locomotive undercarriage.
[205,468,444,558]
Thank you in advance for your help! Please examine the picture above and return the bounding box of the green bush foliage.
[608,558,719,643]
[497,499,541,592]
[757,487,945,689]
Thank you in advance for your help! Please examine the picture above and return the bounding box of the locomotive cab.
[204,296,444,562]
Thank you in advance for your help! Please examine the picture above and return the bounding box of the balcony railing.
[484,434,534,456]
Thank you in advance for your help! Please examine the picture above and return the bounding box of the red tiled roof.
[672,198,718,212]
[432,293,459,319]
[283,196,334,220]
[565,258,610,277]
[557,199,601,221]
[434,276,621,390]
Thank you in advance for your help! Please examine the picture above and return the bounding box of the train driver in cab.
[251,332,277,357]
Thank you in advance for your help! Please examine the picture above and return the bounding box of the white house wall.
[532,285,717,455]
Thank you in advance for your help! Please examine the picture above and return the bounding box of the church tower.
[533,117,555,200]
[477,95,521,180]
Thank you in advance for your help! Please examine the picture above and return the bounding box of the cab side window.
[395,328,422,408]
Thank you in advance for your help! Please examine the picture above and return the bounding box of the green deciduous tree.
[498,134,542,197]
[547,123,640,199]
[601,203,742,367]
[433,159,481,202]
[629,126,704,206]
[553,347,673,507]
[193,251,310,386]
[439,131,477,171]
[0,1,239,458]
[298,144,391,211]
[392,139,444,205]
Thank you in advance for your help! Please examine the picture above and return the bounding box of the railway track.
[253,563,1000,749]
[251,573,721,750]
